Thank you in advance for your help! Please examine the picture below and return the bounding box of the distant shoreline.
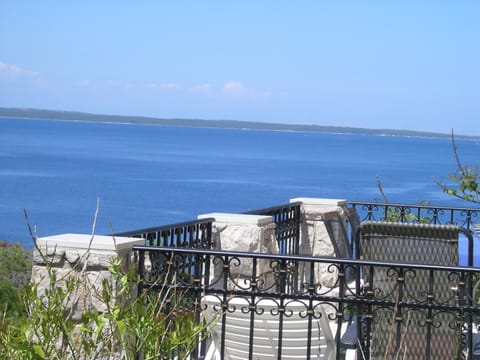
[1,107,478,140]
[1,115,461,141]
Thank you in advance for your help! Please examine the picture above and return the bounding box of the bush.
[0,242,31,320]
[0,248,206,359]
[0,280,25,318]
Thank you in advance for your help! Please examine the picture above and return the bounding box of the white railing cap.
[290,197,347,206]
[198,213,273,226]
[36,233,144,252]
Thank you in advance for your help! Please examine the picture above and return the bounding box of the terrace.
[35,198,480,359]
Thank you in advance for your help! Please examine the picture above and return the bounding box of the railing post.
[197,213,277,289]
[289,197,351,286]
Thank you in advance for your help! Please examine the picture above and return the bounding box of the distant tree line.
[1,107,479,140]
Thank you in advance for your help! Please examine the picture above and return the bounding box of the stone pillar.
[198,213,278,290]
[289,198,350,255]
[290,197,349,219]
[32,233,144,320]
[289,198,351,287]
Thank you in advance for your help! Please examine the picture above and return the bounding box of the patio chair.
[322,210,352,259]
[344,206,361,253]
[355,221,474,360]
[202,295,339,360]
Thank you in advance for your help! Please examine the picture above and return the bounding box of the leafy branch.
[437,130,479,204]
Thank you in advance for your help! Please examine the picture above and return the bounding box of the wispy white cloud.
[222,81,273,99]
[71,78,273,100]
[223,81,246,95]
[0,61,39,78]
[73,80,182,91]
[104,80,123,88]
[144,82,182,91]
[73,79,124,89]
[74,80,91,87]
[192,83,213,93]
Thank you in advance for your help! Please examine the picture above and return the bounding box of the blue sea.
[1,118,479,249]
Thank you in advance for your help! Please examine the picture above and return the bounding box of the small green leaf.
[32,345,46,359]
[117,320,127,338]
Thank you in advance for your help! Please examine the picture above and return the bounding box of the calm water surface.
[1,118,479,248]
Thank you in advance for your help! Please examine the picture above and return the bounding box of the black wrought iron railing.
[245,202,302,255]
[133,245,480,360]
[113,203,302,253]
[113,218,214,248]
[349,201,480,230]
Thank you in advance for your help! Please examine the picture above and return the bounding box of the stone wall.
[32,233,144,320]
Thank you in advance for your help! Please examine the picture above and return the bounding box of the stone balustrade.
[31,198,353,318]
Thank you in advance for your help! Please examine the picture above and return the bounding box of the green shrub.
[0,250,206,359]
[0,280,25,318]
[0,241,32,277]
[0,242,31,320]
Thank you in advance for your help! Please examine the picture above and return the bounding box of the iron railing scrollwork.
[349,201,479,231]
[133,246,480,360]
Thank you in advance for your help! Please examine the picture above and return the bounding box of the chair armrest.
[341,318,357,350]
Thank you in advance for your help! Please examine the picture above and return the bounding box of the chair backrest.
[203,295,335,360]
[322,211,352,259]
[355,221,466,359]
[344,206,361,253]
[357,221,460,265]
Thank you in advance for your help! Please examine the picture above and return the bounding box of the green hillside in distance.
[0,107,477,140]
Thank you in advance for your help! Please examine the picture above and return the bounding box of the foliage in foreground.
[0,241,31,319]
[438,131,479,204]
[0,250,205,360]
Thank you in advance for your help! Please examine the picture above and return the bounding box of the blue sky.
[1,1,479,135]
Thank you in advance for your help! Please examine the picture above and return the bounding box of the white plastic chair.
[202,295,336,360]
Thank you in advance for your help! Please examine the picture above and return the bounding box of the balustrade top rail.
[114,201,480,256]
[133,244,480,275]
[112,202,303,251]
[113,217,214,247]
[349,201,480,230]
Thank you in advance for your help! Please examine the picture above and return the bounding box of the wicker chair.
[355,221,474,360]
